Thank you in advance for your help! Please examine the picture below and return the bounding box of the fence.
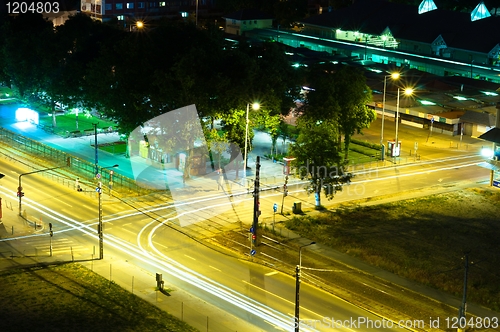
[0,127,143,194]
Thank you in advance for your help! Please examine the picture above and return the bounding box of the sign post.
[273,203,278,231]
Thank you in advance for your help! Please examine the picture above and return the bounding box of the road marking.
[242,280,293,305]
[154,242,168,250]
[120,228,136,235]
[241,280,323,319]
[265,271,279,276]
[53,197,72,207]
[209,265,221,272]
[122,223,132,227]
[184,254,196,261]
[361,282,390,295]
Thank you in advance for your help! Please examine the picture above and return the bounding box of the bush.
[351,138,382,150]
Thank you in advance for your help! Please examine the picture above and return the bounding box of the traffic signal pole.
[252,156,261,246]
[18,158,71,217]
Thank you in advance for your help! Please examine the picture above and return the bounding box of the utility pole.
[93,123,99,176]
[458,252,470,330]
[294,265,300,331]
[252,156,261,246]
[98,179,103,259]
[281,175,288,214]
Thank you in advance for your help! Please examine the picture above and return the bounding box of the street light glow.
[481,148,494,158]
[136,21,144,29]
[404,88,414,95]
[380,72,401,160]
[243,102,261,178]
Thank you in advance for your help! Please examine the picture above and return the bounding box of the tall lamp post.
[294,241,315,332]
[243,103,260,178]
[381,73,400,160]
[97,164,119,260]
[394,87,414,158]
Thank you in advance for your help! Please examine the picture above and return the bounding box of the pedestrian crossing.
[17,236,92,258]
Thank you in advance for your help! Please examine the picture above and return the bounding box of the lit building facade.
[80,0,215,24]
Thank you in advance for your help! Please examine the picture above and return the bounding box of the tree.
[333,66,375,159]
[302,64,374,159]
[1,13,54,98]
[206,128,230,171]
[254,108,282,156]
[220,108,250,179]
[290,118,352,208]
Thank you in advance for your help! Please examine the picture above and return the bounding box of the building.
[80,0,216,26]
[222,9,273,36]
[239,0,500,83]
[223,9,273,35]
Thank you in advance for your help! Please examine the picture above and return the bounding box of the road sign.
[249,227,254,233]
[430,117,434,123]
[250,249,256,256]
[95,187,102,193]
[96,173,101,179]
[273,203,278,212]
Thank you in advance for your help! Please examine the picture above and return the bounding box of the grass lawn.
[283,187,500,311]
[39,113,118,137]
[98,141,127,154]
[0,263,197,332]
[0,87,16,104]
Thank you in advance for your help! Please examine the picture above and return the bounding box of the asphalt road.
[0,144,493,331]
[1,102,496,331]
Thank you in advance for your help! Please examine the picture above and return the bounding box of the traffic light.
[284,185,288,197]
[49,223,53,237]
[17,191,24,197]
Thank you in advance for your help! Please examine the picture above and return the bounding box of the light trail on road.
[0,189,317,332]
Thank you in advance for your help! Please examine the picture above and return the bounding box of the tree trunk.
[314,179,321,208]
[271,137,277,156]
[52,101,57,128]
[344,135,350,160]
[338,133,342,155]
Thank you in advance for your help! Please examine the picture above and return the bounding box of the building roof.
[479,127,500,143]
[223,9,274,21]
[300,0,500,54]
[460,110,496,126]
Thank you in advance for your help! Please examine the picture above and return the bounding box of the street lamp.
[243,102,260,178]
[294,241,315,332]
[381,72,400,160]
[394,87,414,158]
[97,164,119,260]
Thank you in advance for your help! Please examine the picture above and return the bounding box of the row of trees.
[0,13,300,178]
[0,13,374,205]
